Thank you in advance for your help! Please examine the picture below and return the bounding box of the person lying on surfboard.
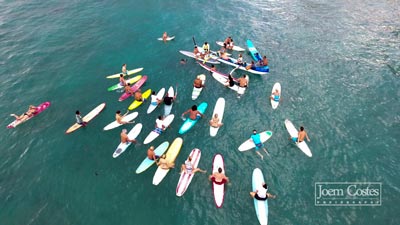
[250,183,276,200]
[10,105,38,121]
[193,76,204,88]
[209,168,229,185]
[115,110,134,125]
[292,126,310,144]
[156,154,175,169]
[120,129,137,144]
[251,130,270,160]
[209,113,223,128]
[182,105,204,120]
[180,156,206,174]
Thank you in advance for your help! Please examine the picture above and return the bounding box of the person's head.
[253,129,257,134]
[149,146,154,151]
[161,154,166,159]
[158,116,162,120]
[120,74,123,77]
[205,42,208,45]
[211,65,215,68]
[76,110,80,115]
[194,46,198,49]
[138,89,141,92]
[243,75,246,78]
[251,61,255,64]
[228,36,231,39]
[218,167,222,173]
[214,113,218,118]
[122,129,127,133]
[263,183,268,189]
[116,110,121,114]
[239,54,242,57]
[223,43,227,48]
[300,126,304,131]
[152,91,155,95]
[122,64,126,67]
[263,56,267,59]
[191,105,197,111]
[188,156,192,161]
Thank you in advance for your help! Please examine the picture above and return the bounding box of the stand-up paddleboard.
[164,86,175,116]
[65,103,106,134]
[152,137,183,185]
[112,123,142,158]
[107,75,142,92]
[192,74,206,100]
[157,36,175,41]
[7,102,51,129]
[128,89,152,110]
[147,88,165,114]
[179,50,220,65]
[106,67,143,79]
[238,131,273,151]
[119,75,148,101]
[252,168,269,225]
[135,141,170,174]
[212,154,226,208]
[284,119,312,157]
[216,41,245,51]
[103,112,138,131]
[210,98,225,137]
[246,39,263,62]
[237,75,250,98]
[210,55,269,75]
[143,114,175,145]
[176,148,201,197]
[270,83,281,109]
[178,102,208,135]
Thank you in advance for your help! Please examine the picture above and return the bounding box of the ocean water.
[0,0,399,225]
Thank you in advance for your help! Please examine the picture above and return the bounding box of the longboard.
[7,102,51,129]
[106,67,143,79]
[112,123,142,158]
[65,103,106,134]
[270,83,281,109]
[210,98,225,137]
[192,74,206,100]
[103,112,138,131]
[135,141,170,174]
[176,148,201,197]
[157,36,175,41]
[147,88,165,114]
[238,131,273,151]
[143,114,175,145]
[252,168,269,225]
[212,154,225,208]
[284,119,312,157]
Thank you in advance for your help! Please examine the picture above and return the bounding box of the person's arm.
[182,109,189,116]
[306,132,311,142]
[123,110,129,116]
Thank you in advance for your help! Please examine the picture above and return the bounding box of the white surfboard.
[284,119,312,157]
[238,131,273,152]
[252,168,269,225]
[143,114,175,145]
[103,112,138,131]
[270,83,281,109]
[112,123,142,158]
[210,98,225,137]
[176,148,201,197]
[212,154,225,208]
[164,86,174,116]
[192,74,206,100]
[147,88,166,114]
[157,36,175,41]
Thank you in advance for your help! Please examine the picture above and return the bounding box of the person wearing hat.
[250,182,276,201]
[251,129,270,160]
[120,129,137,144]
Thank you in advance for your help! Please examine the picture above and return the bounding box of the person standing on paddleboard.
[182,105,204,120]
[251,130,270,160]
[250,183,276,200]
[293,126,311,143]
[75,110,87,126]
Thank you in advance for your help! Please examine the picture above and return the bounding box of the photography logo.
[315,182,381,206]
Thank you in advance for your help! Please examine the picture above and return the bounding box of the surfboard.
[112,123,142,158]
[7,102,51,129]
[216,41,245,51]
[270,83,281,109]
[192,74,206,100]
[103,112,138,131]
[143,114,175,145]
[252,168,269,225]
[128,89,152,110]
[157,36,175,41]
[147,88,165,114]
[152,137,183,185]
[118,75,148,101]
[176,148,201,197]
[212,154,225,208]
[164,86,175,116]
[178,102,208,135]
[179,50,220,64]
[65,103,106,134]
[284,119,312,157]
[107,75,142,92]
[106,67,143,79]
[246,39,263,62]
[135,141,170,174]
[210,98,225,137]
[238,131,273,151]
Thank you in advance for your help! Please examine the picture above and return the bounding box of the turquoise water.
[1,1,399,225]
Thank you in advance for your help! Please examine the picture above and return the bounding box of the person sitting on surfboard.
[134,89,143,102]
[121,64,127,76]
[163,92,175,106]
[209,168,229,185]
[180,156,206,174]
[193,76,204,88]
[120,129,137,144]
[261,56,268,66]
[225,74,235,87]
[162,32,168,43]
[115,110,133,125]
[224,37,234,50]
[209,113,223,128]
[182,105,204,120]
[119,74,126,86]
[154,116,166,132]
[124,83,134,95]
[245,61,256,70]
[251,130,270,160]
[270,89,280,102]
[147,146,159,161]
[193,46,204,59]
[74,110,87,126]
[202,42,210,54]
[237,54,244,66]
[156,154,174,169]
[10,105,38,121]
[250,183,276,200]
[292,126,311,143]
[150,91,162,106]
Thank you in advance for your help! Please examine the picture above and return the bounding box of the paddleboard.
[112,123,142,158]
[176,148,201,197]
[216,41,245,51]
[212,154,225,208]
[152,137,183,185]
[118,75,148,101]
[157,36,175,41]
[178,102,208,135]
[210,98,225,137]
[7,102,51,129]
[284,119,312,157]
[135,141,170,174]
[147,88,165,114]
[107,75,142,92]
[65,103,106,134]
[106,67,143,79]
[103,112,138,131]
[143,114,175,145]
[247,39,263,62]
[192,74,206,100]
[128,89,152,110]
[252,168,269,225]
[270,83,281,109]
[211,55,269,75]
[179,50,220,64]
[238,131,273,151]
[164,86,175,116]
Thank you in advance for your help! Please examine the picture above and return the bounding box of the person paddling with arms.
[181,105,204,120]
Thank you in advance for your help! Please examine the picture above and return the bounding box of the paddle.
[192,36,197,47]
